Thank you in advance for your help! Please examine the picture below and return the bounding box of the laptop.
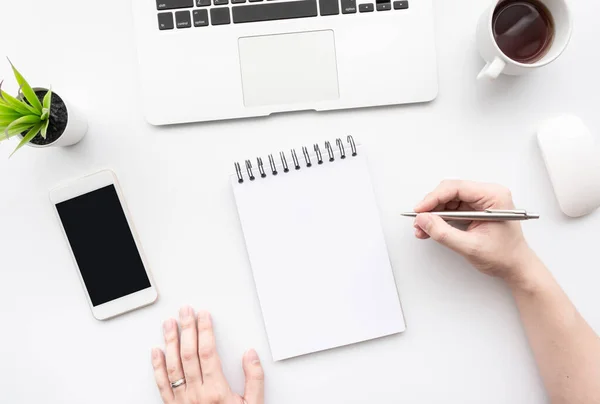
[131,0,438,125]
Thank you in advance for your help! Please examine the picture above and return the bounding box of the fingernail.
[152,348,160,360]
[246,349,260,365]
[163,319,175,333]
[414,228,420,236]
[180,306,193,320]
[197,310,211,323]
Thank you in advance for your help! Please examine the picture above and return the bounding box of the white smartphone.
[50,170,158,320]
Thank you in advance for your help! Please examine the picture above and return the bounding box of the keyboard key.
[359,3,373,12]
[393,0,408,9]
[319,0,339,15]
[214,0,229,5]
[193,9,209,26]
[157,12,175,29]
[341,0,356,13]
[232,0,246,3]
[211,7,231,24]
[232,0,318,24]
[156,0,193,10]
[249,0,264,2]
[376,2,390,10]
[196,0,210,6]
[175,10,192,27]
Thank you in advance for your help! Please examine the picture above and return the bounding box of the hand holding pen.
[409,180,537,282]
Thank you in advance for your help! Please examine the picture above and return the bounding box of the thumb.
[242,349,264,404]
[415,213,474,255]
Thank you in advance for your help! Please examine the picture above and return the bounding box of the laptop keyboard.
[156,0,409,29]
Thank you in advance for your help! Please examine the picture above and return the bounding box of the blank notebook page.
[232,147,405,361]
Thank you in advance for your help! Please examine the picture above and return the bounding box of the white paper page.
[232,149,405,361]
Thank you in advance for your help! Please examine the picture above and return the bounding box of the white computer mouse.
[537,115,600,218]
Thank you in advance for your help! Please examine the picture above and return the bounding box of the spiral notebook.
[231,137,405,361]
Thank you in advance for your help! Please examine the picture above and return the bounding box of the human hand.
[413,180,535,285]
[151,307,264,404]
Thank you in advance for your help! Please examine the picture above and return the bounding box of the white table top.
[1,0,599,403]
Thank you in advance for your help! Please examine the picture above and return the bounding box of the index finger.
[414,180,489,212]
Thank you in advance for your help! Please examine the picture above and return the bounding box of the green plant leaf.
[0,114,22,125]
[8,59,43,113]
[0,81,7,106]
[40,118,50,139]
[0,87,37,115]
[0,103,18,115]
[2,123,35,141]
[10,122,42,157]
[0,115,23,126]
[6,114,40,127]
[42,88,52,111]
[0,111,22,120]
[40,108,49,121]
[4,115,40,139]
[0,79,38,115]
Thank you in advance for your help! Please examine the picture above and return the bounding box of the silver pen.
[400,209,540,221]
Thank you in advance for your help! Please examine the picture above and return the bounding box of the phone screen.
[55,185,151,306]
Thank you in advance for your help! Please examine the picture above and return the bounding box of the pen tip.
[400,212,416,217]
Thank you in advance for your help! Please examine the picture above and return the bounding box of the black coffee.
[493,0,554,64]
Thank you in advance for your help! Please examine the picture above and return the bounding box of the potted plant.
[0,60,87,156]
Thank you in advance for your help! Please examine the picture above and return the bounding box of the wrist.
[504,247,548,293]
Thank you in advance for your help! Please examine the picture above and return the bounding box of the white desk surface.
[1,0,599,403]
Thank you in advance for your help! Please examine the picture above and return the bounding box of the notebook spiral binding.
[234,136,358,184]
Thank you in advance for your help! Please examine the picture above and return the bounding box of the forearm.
[509,251,600,404]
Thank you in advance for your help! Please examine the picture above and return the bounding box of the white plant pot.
[18,88,87,149]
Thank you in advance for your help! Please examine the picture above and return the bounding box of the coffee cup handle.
[477,57,506,80]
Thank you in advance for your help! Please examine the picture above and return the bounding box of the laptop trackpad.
[239,30,340,108]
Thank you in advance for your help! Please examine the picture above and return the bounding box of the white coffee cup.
[476,0,573,80]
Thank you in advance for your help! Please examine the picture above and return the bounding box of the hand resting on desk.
[151,307,264,404]
[414,180,600,404]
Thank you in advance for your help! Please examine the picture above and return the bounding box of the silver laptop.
[132,0,438,125]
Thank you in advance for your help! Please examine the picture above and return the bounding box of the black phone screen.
[55,185,151,306]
